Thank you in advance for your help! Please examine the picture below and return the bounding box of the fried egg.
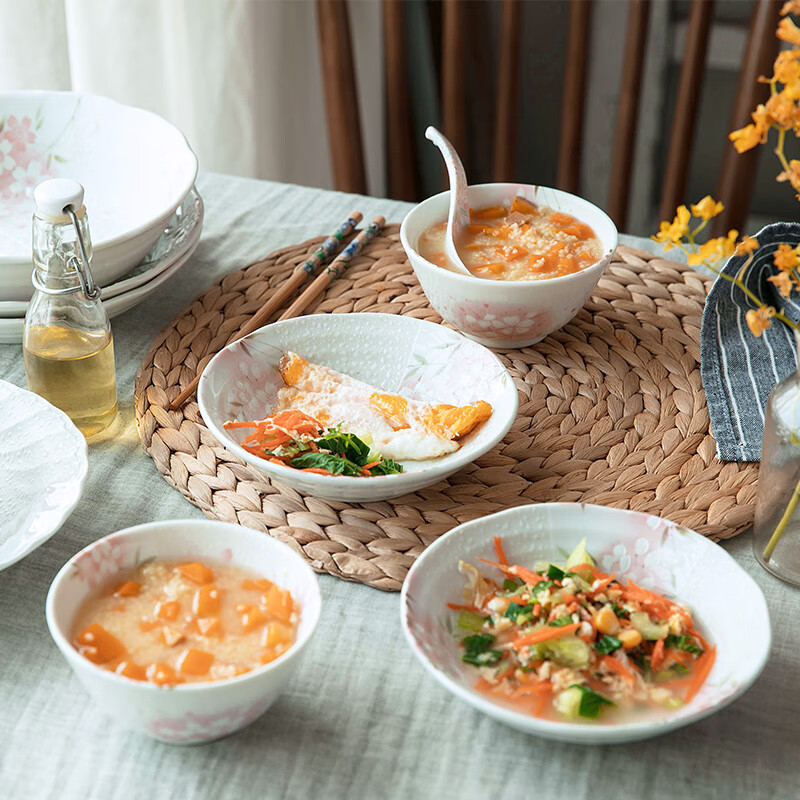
[275,352,492,461]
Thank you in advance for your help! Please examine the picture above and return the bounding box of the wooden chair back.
[316,0,782,234]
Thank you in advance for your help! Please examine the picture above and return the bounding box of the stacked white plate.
[0,92,201,343]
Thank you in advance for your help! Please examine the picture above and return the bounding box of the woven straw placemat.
[134,225,759,590]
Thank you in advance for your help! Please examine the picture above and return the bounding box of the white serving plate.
[401,503,771,745]
[0,380,88,570]
[198,313,519,503]
[0,190,203,344]
[46,519,322,744]
[0,91,198,299]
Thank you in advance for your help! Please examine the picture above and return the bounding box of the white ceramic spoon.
[425,125,473,276]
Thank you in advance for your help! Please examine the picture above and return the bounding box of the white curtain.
[0,0,386,194]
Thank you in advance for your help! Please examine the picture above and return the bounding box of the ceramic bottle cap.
[34,179,86,222]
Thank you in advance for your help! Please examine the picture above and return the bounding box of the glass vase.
[754,371,800,585]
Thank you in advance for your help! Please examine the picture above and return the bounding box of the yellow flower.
[734,236,760,256]
[774,242,800,271]
[777,17,800,46]
[690,196,724,220]
[729,123,765,153]
[687,231,738,267]
[746,306,776,337]
[781,1,800,18]
[768,271,795,298]
[766,91,800,128]
[773,51,800,85]
[777,159,800,192]
[653,204,691,247]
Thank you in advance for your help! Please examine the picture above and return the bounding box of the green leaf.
[549,615,574,627]
[462,649,503,666]
[504,602,535,623]
[368,457,404,475]
[52,153,67,163]
[570,684,615,719]
[530,580,554,598]
[461,633,494,654]
[610,603,629,619]
[288,452,363,476]
[315,431,371,465]
[502,578,522,592]
[594,635,623,655]
[665,635,703,655]
[546,564,565,581]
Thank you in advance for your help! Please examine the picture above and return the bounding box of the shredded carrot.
[512,622,580,649]
[569,562,601,580]
[301,467,335,476]
[602,655,635,682]
[685,646,716,702]
[478,557,543,586]
[497,665,516,681]
[533,691,550,717]
[532,603,541,617]
[222,420,258,430]
[493,536,508,566]
[446,603,480,612]
[562,594,578,604]
[590,573,617,596]
[651,637,666,671]
[668,648,692,668]
[510,681,553,698]
[362,461,380,470]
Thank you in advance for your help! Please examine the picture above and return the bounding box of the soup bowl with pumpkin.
[400,183,618,348]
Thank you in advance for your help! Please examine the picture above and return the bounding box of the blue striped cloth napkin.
[701,222,800,462]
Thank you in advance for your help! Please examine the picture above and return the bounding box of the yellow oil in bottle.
[23,325,118,436]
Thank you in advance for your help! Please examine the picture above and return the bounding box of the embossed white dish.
[46,519,322,744]
[197,313,519,502]
[401,503,771,744]
[0,380,88,570]
[0,189,203,343]
[0,91,198,299]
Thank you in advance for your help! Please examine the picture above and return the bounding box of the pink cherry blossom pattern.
[146,697,271,743]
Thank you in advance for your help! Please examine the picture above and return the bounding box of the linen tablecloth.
[0,172,795,800]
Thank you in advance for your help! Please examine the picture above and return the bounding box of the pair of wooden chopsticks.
[168,212,385,410]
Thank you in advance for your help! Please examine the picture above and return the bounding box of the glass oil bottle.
[23,179,118,436]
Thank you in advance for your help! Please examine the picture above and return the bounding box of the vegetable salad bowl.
[401,503,771,745]
[197,313,519,503]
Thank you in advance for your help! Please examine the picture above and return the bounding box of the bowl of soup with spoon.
[400,183,618,348]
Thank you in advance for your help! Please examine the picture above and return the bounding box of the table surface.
[0,173,793,800]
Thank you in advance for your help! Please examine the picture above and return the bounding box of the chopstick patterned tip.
[303,211,363,274]
[326,216,385,279]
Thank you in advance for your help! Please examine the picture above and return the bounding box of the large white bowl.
[0,380,88,570]
[0,91,198,300]
[401,504,771,745]
[197,313,519,503]
[400,183,618,348]
[46,519,322,744]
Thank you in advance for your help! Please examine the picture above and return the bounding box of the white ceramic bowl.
[401,503,771,745]
[400,183,618,348]
[0,91,198,300]
[197,313,518,503]
[0,380,88,570]
[46,519,322,744]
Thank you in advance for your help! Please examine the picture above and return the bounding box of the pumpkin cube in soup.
[113,580,140,598]
[510,196,538,216]
[177,562,214,585]
[177,648,214,676]
[114,660,147,681]
[240,605,267,632]
[160,626,186,647]
[263,621,294,649]
[75,623,125,664]
[471,205,507,220]
[196,617,221,637]
[155,599,179,621]
[192,584,220,617]
[242,578,273,592]
[262,586,294,625]
[147,663,181,686]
